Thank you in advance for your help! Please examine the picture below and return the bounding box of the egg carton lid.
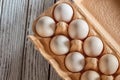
[73,0,120,54]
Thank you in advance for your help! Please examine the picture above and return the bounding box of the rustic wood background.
[0,0,62,80]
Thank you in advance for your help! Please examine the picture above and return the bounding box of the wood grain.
[49,67,62,80]
[0,0,61,80]
[21,0,50,80]
[0,0,4,20]
[0,0,28,80]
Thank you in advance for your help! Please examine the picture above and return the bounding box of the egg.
[81,70,100,80]
[35,16,56,37]
[50,35,70,55]
[99,54,119,75]
[115,75,120,80]
[68,19,89,40]
[54,3,73,22]
[65,52,85,72]
[83,36,103,57]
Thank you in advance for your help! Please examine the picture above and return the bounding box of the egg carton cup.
[28,0,120,80]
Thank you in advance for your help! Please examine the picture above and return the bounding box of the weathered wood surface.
[0,0,61,80]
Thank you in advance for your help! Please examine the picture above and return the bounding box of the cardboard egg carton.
[28,0,120,80]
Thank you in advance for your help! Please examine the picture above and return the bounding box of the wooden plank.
[0,0,4,79]
[0,0,3,19]
[0,0,28,80]
[21,0,61,80]
[49,67,62,80]
[21,0,49,80]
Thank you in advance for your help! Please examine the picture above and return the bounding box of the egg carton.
[28,0,120,80]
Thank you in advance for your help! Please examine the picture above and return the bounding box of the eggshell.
[65,52,85,72]
[99,54,119,75]
[54,3,73,22]
[35,16,56,37]
[68,19,89,40]
[50,35,70,55]
[81,70,100,80]
[83,36,103,57]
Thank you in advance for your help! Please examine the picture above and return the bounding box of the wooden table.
[0,0,61,80]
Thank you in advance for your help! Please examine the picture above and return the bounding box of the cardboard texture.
[75,0,120,45]
[28,0,120,80]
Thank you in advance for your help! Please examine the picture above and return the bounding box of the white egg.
[99,54,119,75]
[35,16,56,37]
[115,75,120,80]
[81,70,100,80]
[54,3,73,22]
[65,52,85,72]
[68,19,89,40]
[50,35,70,55]
[83,36,103,57]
